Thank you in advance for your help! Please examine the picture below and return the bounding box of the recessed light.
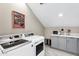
[58,13,63,17]
[40,3,44,5]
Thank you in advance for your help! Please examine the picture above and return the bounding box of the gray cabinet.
[51,36,59,48]
[66,37,77,53]
[59,37,66,50]
[51,36,79,55]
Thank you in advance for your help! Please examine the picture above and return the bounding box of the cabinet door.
[51,36,59,48]
[59,37,66,50]
[66,38,77,53]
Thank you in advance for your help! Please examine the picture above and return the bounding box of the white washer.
[0,38,34,56]
[22,34,45,56]
[0,34,45,56]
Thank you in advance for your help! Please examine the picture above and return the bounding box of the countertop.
[22,35,44,43]
[51,33,79,39]
[0,35,44,44]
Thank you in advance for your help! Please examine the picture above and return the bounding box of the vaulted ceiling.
[27,3,79,27]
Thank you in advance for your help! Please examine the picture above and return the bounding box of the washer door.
[36,42,43,56]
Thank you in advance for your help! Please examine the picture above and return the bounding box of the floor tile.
[45,45,75,56]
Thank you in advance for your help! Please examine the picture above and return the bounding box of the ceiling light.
[40,3,44,5]
[58,13,63,17]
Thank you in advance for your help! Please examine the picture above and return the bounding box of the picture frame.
[12,11,25,28]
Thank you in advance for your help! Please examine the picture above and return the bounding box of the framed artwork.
[12,11,25,28]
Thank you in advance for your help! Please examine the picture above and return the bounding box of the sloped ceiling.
[27,3,79,27]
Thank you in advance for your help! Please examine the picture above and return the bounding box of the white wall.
[0,3,44,36]
[44,27,79,39]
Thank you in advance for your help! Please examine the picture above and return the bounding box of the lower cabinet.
[51,36,78,54]
[66,38,77,54]
[59,37,66,50]
[51,36,59,49]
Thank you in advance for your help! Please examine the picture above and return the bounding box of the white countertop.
[51,34,79,38]
[22,35,44,43]
[0,35,44,44]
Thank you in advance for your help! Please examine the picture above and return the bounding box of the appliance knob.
[31,44,33,47]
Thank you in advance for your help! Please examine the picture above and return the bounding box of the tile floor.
[45,45,75,56]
